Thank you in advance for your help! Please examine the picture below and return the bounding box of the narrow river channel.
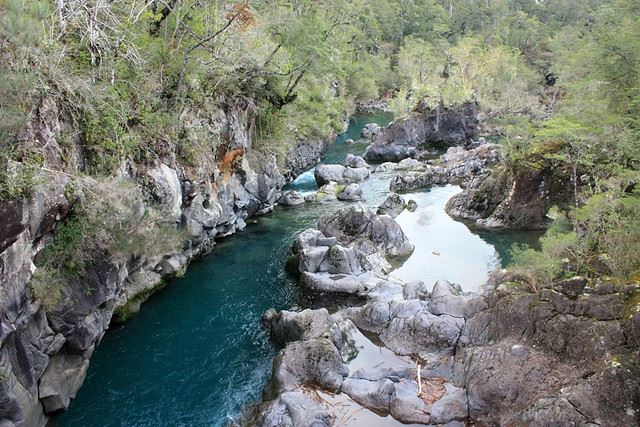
[56,113,538,426]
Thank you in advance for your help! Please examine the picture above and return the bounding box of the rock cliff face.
[384,140,573,230]
[363,102,478,162]
[0,97,325,426]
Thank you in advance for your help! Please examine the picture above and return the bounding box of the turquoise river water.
[55,113,539,426]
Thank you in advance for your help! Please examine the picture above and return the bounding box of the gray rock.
[337,183,362,201]
[428,383,468,424]
[389,380,431,424]
[343,167,370,183]
[396,158,425,171]
[343,154,369,169]
[284,138,328,180]
[406,199,418,212]
[278,191,305,206]
[183,194,223,239]
[318,205,414,259]
[364,102,478,162]
[360,123,381,139]
[267,338,348,396]
[258,390,334,427]
[300,272,368,294]
[38,354,88,413]
[304,182,339,203]
[314,165,370,186]
[263,308,334,346]
[389,170,444,193]
[372,162,397,173]
[377,193,406,218]
[428,280,487,319]
[403,281,429,300]
[341,378,394,413]
[147,164,182,223]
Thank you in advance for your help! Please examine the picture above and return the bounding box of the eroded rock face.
[451,281,640,426]
[284,138,329,180]
[364,102,478,162]
[0,97,327,425]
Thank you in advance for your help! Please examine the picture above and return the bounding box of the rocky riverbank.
[250,169,639,426]
[246,117,638,426]
[0,97,328,426]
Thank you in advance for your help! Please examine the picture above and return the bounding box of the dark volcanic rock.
[284,138,328,179]
[452,282,640,426]
[364,101,478,162]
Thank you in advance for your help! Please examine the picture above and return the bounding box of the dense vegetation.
[0,0,638,286]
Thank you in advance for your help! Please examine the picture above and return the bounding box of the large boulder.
[318,205,414,258]
[262,308,335,346]
[314,165,369,186]
[266,338,348,397]
[257,390,334,427]
[376,193,406,218]
[278,191,305,206]
[364,101,478,162]
[343,154,369,169]
[360,123,381,139]
[304,182,339,203]
[337,183,363,201]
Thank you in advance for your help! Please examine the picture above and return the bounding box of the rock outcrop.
[363,102,478,162]
[380,140,561,230]
[376,193,406,218]
[336,184,362,201]
[360,123,381,140]
[257,262,639,427]
[453,277,640,426]
[388,141,500,194]
[254,188,639,426]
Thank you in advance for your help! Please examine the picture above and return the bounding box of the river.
[55,112,538,426]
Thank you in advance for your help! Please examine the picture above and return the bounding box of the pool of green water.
[55,113,539,426]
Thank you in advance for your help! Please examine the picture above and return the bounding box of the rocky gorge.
[0,101,638,427]
[249,110,639,426]
[0,96,327,426]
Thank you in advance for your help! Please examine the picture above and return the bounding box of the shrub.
[32,176,185,311]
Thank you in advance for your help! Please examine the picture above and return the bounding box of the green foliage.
[510,213,577,291]
[0,156,40,200]
[510,187,640,289]
[37,212,89,278]
[32,176,184,310]
[0,0,51,140]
